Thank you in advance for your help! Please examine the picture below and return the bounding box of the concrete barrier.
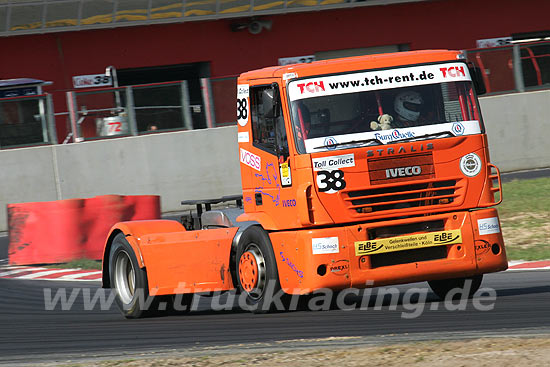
[8,195,160,265]
[0,92,549,233]
[479,90,550,172]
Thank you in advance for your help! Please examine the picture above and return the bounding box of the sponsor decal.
[478,217,500,235]
[289,62,471,101]
[374,129,415,143]
[324,137,337,150]
[237,131,249,143]
[280,162,292,186]
[312,153,355,171]
[280,252,304,278]
[385,166,421,178]
[282,199,296,207]
[305,121,481,153]
[475,241,491,255]
[312,237,340,255]
[296,80,325,95]
[240,148,261,171]
[283,72,298,80]
[452,122,465,136]
[354,230,462,256]
[439,65,466,78]
[460,152,482,177]
[237,84,249,127]
[329,260,349,276]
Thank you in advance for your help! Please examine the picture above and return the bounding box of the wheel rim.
[238,244,266,300]
[114,250,136,305]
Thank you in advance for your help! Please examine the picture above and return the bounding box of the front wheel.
[428,274,483,301]
[236,226,285,313]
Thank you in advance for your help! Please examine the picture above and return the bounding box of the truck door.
[243,83,297,229]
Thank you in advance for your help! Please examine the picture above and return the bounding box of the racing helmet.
[394,90,423,122]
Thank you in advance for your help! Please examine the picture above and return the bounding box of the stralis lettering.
[312,153,355,172]
[386,166,421,178]
[367,143,433,157]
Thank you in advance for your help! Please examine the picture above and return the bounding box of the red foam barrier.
[7,195,161,265]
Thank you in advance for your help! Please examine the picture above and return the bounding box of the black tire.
[109,233,165,319]
[235,226,284,313]
[428,274,483,301]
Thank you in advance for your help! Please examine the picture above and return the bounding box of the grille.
[370,246,448,268]
[345,179,460,214]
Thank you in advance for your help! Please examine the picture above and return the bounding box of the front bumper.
[269,208,507,294]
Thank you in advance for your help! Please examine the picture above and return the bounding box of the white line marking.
[56,271,102,280]
[0,268,48,277]
[16,268,82,279]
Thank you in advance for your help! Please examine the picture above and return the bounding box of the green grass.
[498,177,550,260]
[44,258,102,270]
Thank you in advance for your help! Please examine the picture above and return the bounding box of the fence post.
[180,80,193,130]
[65,91,82,142]
[512,44,525,92]
[125,86,138,135]
[46,93,58,144]
[201,77,216,128]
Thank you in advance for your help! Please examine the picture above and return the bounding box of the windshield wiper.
[313,137,384,150]
[390,131,454,144]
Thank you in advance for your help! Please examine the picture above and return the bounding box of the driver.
[393,90,424,127]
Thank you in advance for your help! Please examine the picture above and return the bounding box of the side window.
[250,85,289,158]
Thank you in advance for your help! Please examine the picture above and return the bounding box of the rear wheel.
[428,274,483,301]
[109,233,195,318]
[236,226,284,313]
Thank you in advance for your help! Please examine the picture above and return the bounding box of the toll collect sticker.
[355,229,462,256]
[312,237,340,254]
[237,84,249,127]
[312,153,355,171]
[240,148,261,171]
[477,217,500,235]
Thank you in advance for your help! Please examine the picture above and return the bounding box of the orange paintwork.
[103,50,508,298]
[103,220,237,295]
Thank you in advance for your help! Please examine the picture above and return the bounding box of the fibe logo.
[297,81,325,94]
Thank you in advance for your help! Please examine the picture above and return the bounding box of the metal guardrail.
[0,0,426,36]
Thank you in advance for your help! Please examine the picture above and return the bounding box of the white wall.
[479,90,550,172]
[1,91,549,232]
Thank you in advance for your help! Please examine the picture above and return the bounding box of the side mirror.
[262,83,281,118]
[468,64,487,95]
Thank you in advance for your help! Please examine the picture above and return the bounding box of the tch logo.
[386,166,421,178]
[440,66,466,78]
[297,81,325,94]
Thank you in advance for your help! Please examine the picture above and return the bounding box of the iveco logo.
[385,166,422,178]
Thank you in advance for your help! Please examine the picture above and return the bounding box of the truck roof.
[239,49,463,80]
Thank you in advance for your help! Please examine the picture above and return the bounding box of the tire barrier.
[7,195,160,265]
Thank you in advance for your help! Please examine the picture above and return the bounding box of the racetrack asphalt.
[0,270,549,365]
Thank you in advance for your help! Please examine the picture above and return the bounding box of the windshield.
[288,62,483,153]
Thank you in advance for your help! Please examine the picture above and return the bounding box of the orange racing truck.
[102,50,507,318]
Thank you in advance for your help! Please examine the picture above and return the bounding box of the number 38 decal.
[316,170,346,193]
